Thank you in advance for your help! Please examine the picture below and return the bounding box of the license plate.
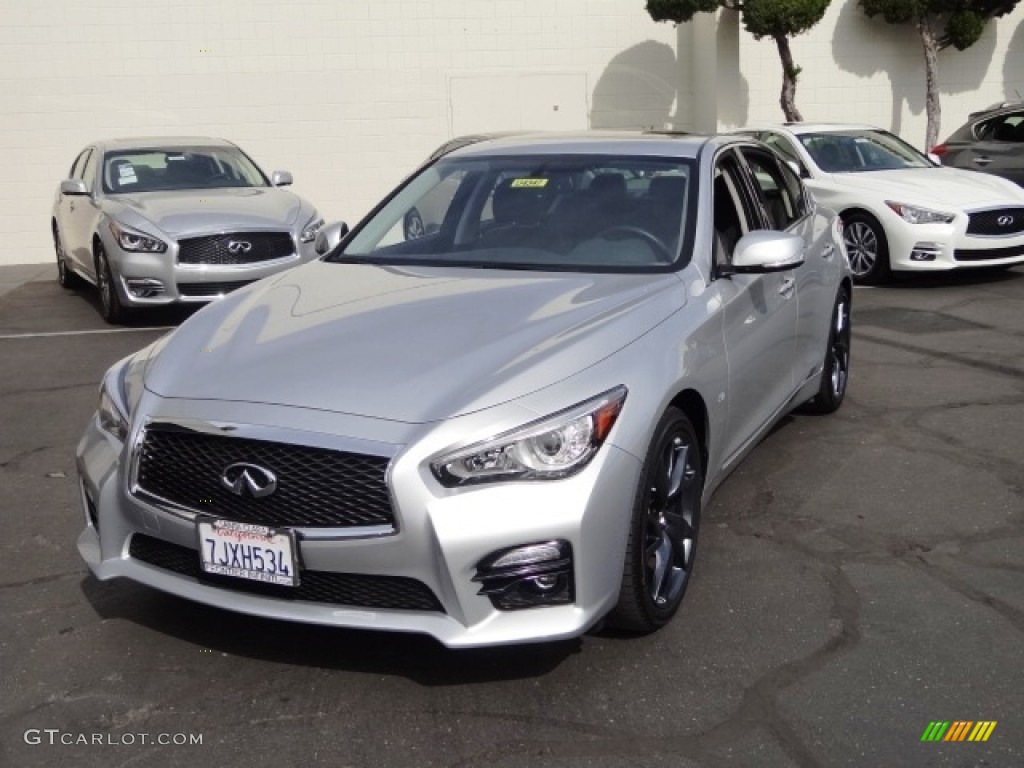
[197,518,298,587]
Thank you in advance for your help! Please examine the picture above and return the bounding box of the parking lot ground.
[0,265,1021,768]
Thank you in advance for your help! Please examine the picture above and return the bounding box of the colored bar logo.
[921,721,997,742]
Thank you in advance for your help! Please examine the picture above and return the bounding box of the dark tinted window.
[978,112,1024,142]
[741,148,801,230]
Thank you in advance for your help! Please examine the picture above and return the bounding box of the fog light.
[910,242,941,262]
[125,278,165,298]
[474,540,574,610]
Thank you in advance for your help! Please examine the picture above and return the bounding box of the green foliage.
[945,9,986,48]
[859,0,1019,50]
[646,0,722,24]
[742,0,831,39]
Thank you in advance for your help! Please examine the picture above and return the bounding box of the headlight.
[431,386,627,487]
[885,202,955,225]
[98,377,129,442]
[109,221,167,253]
[300,213,324,243]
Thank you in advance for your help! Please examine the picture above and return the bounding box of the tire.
[609,407,703,633]
[53,223,83,290]
[842,213,890,285]
[404,208,425,240]
[802,286,852,414]
[95,244,128,324]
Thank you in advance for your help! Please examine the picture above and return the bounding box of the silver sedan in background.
[77,133,851,647]
[52,137,323,322]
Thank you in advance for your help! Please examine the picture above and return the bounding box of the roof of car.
[93,137,236,151]
[968,101,1024,120]
[435,130,742,160]
[743,123,882,135]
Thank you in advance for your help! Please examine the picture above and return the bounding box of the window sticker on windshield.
[166,154,185,161]
[510,178,548,188]
[117,165,137,184]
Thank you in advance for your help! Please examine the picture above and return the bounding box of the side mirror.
[314,221,349,255]
[725,231,805,275]
[60,179,90,196]
[927,152,942,166]
[271,170,293,187]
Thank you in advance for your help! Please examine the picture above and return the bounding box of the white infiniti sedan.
[739,124,1024,283]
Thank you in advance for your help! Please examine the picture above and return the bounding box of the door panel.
[66,149,100,274]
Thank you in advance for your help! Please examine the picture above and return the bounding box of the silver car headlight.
[431,386,627,487]
[98,372,129,442]
[300,213,325,243]
[109,221,167,253]
[885,202,955,225]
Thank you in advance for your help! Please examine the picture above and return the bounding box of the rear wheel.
[843,213,890,285]
[803,286,851,414]
[95,244,128,324]
[53,224,82,289]
[609,408,703,633]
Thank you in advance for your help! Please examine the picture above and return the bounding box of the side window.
[70,149,91,180]
[763,132,803,170]
[776,160,808,218]
[81,150,98,192]
[740,148,798,231]
[712,153,756,269]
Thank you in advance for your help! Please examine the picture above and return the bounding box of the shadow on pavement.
[80,576,581,684]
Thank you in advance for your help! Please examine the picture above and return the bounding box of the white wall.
[1,0,1020,266]
[735,1,1022,149]
[0,0,678,266]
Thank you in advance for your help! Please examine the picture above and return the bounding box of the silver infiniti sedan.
[51,137,323,323]
[76,133,851,647]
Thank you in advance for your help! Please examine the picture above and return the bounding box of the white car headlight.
[885,202,955,225]
[109,221,167,253]
[300,213,325,243]
[431,386,627,487]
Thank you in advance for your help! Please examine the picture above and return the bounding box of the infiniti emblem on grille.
[220,463,277,498]
[226,240,253,254]
[997,215,1014,227]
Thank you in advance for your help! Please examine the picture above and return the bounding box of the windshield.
[334,154,697,272]
[102,146,269,193]
[799,131,932,173]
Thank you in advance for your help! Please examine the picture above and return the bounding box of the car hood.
[817,168,1024,208]
[109,187,303,237]
[144,261,685,422]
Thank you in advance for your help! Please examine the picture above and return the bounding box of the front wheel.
[95,244,128,324]
[53,224,83,290]
[802,286,851,414]
[842,213,890,285]
[609,408,703,633]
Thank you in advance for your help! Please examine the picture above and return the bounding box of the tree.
[859,0,1020,149]
[647,0,831,121]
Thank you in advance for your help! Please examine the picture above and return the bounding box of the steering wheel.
[595,226,672,262]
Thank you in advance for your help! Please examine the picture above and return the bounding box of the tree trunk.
[917,17,941,149]
[774,34,802,122]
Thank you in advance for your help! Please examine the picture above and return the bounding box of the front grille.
[966,208,1024,236]
[954,244,1024,261]
[177,280,255,297]
[129,534,444,612]
[135,427,395,528]
[178,232,295,265]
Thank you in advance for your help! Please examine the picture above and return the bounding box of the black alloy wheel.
[803,286,852,414]
[610,407,703,632]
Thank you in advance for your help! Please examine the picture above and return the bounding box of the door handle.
[69,201,75,212]
[973,156,992,166]
[779,277,795,297]
[822,244,835,260]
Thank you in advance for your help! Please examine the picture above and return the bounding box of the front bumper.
[105,233,319,306]
[885,211,1024,272]
[75,397,641,648]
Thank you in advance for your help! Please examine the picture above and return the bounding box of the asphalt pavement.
[0,264,1021,768]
